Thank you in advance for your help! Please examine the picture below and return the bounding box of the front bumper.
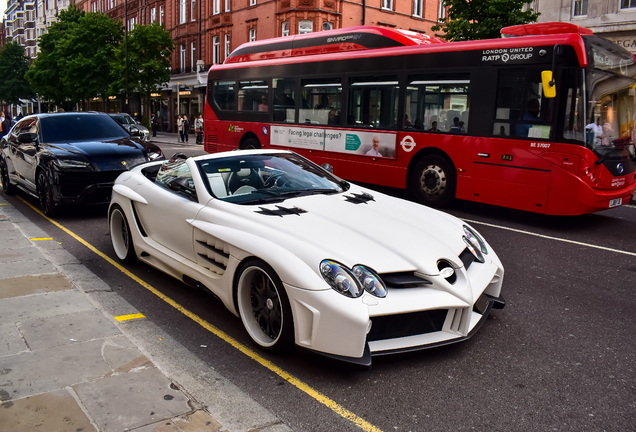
[52,169,125,205]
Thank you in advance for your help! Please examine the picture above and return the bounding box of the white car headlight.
[320,260,363,298]
[463,225,488,263]
[352,265,387,298]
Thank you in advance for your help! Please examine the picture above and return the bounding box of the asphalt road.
[2,144,635,432]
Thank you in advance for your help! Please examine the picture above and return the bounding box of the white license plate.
[609,198,623,208]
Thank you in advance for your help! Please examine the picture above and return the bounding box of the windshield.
[562,68,636,155]
[111,115,136,125]
[41,115,129,142]
[196,153,346,204]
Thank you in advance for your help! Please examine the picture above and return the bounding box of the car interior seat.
[227,168,263,195]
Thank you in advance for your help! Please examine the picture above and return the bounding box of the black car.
[0,112,164,216]
[108,113,150,141]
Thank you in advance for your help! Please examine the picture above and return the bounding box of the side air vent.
[459,248,475,270]
[380,272,432,288]
[343,192,375,204]
[193,230,230,275]
[256,206,307,217]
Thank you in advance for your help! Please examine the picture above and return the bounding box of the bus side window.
[238,80,269,112]
[405,74,470,133]
[347,75,399,129]
[300,77,342,125]
[494,69,554,139]
[214,81,236,111]
[273,78,296,123]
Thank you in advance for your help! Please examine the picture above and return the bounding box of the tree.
[432,0,540,41]
[0,42,35,106]
[111,23,173,122]
[26,5,84,105]
[56,11,123,104]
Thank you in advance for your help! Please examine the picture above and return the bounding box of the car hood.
[48,138,150,170]
[210,187,474,276]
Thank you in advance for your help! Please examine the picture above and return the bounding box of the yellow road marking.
[30,237,54,241]
[18,197,382,432]
[114,313,146,322]
[0,203,10,205]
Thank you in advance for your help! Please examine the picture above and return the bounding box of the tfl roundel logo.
[400,135,416,152]
[616,163,624,174]
[262,126,269,136]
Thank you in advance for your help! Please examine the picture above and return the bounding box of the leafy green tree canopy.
[432,0,540,41]
[0,42,35,104]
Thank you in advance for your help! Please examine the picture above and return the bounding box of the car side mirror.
[321,163,334,173]
[18,132,38,143]
[129,126,141,137]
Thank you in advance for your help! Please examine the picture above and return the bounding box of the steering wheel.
[263,172,288,188]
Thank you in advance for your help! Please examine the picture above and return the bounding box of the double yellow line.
[19,197,382,432]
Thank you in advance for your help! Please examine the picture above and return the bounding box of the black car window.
[40,115,129,142]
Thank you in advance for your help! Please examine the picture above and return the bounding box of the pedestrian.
[151,113,158,137]
[177,115,184,142]
[182,115,190,143]
[195,114,204,144]
[1,110,12,136]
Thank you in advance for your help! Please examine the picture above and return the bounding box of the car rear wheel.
[0,157,16,195]
[109,205,138,263]
[37,170,60,217]
[411,155,455,207]
[236,259,294,352]
[241,138,260,150]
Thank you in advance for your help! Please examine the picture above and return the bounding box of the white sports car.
[109,150,505,366]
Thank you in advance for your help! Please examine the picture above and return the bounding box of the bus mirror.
[542,70,556,98]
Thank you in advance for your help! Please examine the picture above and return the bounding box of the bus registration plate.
[609,198,623,208]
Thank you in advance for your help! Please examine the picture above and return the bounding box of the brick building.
[65,0,445,130]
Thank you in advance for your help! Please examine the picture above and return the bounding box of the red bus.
[204,23,636,215]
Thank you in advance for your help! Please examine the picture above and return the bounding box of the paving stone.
[19,309,121,350]
[0,258,58,280]
[134,410,222,432]
[0,289,95,324]
[0,322,27,357]
[74,367,191,432]
[0,274,74,299]
[0,235,32,250]
[0,389,97,432]
[0,246,46,264]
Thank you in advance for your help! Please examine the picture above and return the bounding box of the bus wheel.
[411,155,455,207]
[241,138,260,150]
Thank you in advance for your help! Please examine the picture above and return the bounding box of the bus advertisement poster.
[270,125,325,150]
[324,130,396,159]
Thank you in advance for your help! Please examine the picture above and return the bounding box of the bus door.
[472,68,554,212]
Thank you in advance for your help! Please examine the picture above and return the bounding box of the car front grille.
[367,309,448,342]
[59,171,124,197]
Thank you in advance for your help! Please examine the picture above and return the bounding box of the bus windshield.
[563,68,636,155]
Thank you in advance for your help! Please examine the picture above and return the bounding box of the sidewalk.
[150,131,203,147]
[0,197,291,432]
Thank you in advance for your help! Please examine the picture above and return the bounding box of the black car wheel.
[109,205,138,263]
[37,170,60,217]
[411,155,456,207]
[236,258,294,352]
[0,157,16,195]
[241,138,260,150]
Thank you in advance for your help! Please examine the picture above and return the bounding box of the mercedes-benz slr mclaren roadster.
[109,150,505,366]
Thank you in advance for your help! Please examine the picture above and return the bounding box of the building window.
[282,21,289,37]
[109,0,115,8]
[573,0,587,16]
[180,44,186,72]
[382,0,393,10]
[225,33,230,60]
[249,28,256,41]
[299,20,313,34]
[439,1,446,20]
[225,0,230,12]
[213,36,220,64]
[128,17,136,31]
[323,22,333,31]
[250,0,256,5]
[621,0,636,8]
[413,0,423,17]
[180,0,186,24]
[151,7,156,23]
[213,0,219,15]
[160,6,164,25]
[191,42,196,70]
[191,0,196,21]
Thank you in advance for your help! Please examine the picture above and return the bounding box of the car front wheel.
[236,259,294,352]
[0,157,16,195]
[109,205,138,263]
[37,170,60,217]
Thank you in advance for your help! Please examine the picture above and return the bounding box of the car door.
[7,118,39,192]
[134,159,203,262]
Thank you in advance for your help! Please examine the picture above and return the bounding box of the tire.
[109,205,138,264]
[411,155,456,207]
[241,137,260,150]
[236,258,294,352]
[37,170,60,217]
[0,156,16,195]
